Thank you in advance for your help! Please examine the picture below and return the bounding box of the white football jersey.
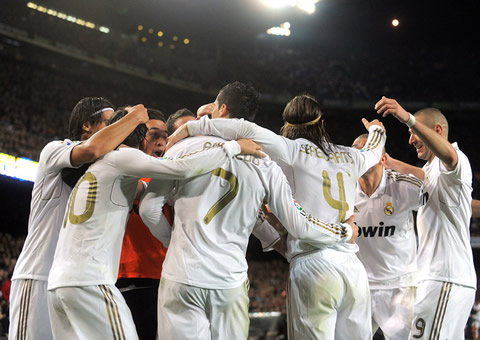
[12,140,80,281]
[48,141,241,290]
[187,117,386,261]
[355,169,422,289]
[416,143,476,288]
[142,136,354,289]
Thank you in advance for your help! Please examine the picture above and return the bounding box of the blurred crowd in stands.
[0,233,22,337]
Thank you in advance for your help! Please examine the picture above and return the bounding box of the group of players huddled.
[8,81,479,339]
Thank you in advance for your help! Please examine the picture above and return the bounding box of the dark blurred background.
[1,0,479,338]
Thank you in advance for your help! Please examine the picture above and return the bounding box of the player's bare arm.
[236,139,266,158]
[384,153,425,180]
[197,102,215,118]
[472,199,480,218]
[166,122,190,151]
[71,104,149,166]
[375,96,458,170]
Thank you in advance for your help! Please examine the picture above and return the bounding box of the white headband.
[91,107,114,116]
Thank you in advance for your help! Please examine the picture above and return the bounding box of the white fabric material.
[141,136,353,290]
[416,143,476,288]
[252,219,281,251]
[48,284,138,340]
[48,142,239,290]
[9,279,53,340]
[287,249,372,340]
[355,169,422,289]
[186,117,386,338]
[409,280,475,339]
[157,278,250,340]
[12,140,79,282]
[187,116,386,260]
[370,287,416,340]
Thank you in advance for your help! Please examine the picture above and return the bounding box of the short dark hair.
[216,81,259,121]
[147,108,166,122]
[68,97,114,140]
[108,109,147,149]
[166,108,196,135]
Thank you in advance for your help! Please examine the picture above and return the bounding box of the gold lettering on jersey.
[65,172,97,226]
[177,141,225,160]
[235,154,260,166]
[384,202,394,216]
[203,168,239,224]
[322,170,349,222]
[300,144,354,164]
[202,141,225,151]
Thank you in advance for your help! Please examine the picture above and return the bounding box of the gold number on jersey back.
[322,170,349,222]
[204,168,239,224]
[63,172,98,227]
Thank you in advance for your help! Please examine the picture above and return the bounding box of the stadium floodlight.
[26,3,110,34]
[261,0,319,14]
[99,26,110,34]
[297,0,317,14]
[266,22,291,37]
[262,0,296,9]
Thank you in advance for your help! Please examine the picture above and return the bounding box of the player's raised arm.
[167,116,292,163]
[71,104,148,166]
[351,118,387,176]
[384,153,425,180]
[375,96,458,170]
[121,139,263,181]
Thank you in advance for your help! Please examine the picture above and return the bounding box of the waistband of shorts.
[289,247,345,266]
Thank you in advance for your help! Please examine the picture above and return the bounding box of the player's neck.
[359,166,383,197]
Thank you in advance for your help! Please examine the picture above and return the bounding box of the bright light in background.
[392,19,400,27]
[262,0,296,9]
[261,0,319,14]
[26,2,109,34]
[266,22,291,37]
[0,153,38,182]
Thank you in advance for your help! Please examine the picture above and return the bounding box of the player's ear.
[379,154,387,165]
[434,123,443,136]
[219,104,229,118]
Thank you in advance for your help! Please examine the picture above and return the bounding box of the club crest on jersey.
[384,202,394,216]
[293,199,306,217]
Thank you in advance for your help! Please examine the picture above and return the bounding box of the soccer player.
[46,109,261,340]
[375,96,476,339]
[116,108,169,340]
[166,108,196,135]
[168,92,386,339]
[352,133,422,339]
[8,98,148,340]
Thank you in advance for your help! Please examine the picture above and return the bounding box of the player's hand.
[374,96,410,123]
[345,215,358,244]
[361,118,385,132]
[126,104,149,124]
[261,204,286,233]
[165,123,190,152]
[236,139,266,158]
[197,102,215,118]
